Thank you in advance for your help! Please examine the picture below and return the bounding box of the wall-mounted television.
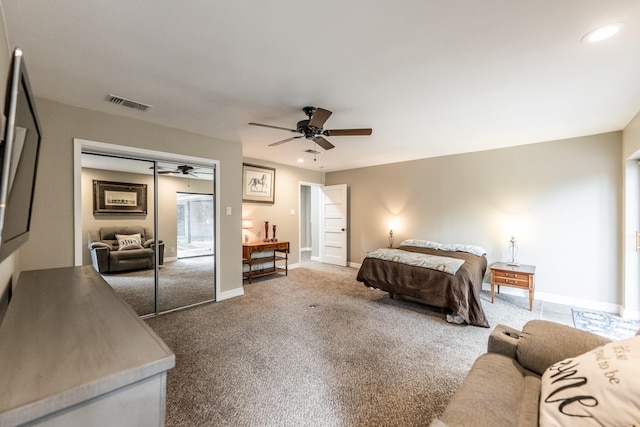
[0,48,42,263]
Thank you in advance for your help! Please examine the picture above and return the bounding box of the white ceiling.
[3,1,640,172]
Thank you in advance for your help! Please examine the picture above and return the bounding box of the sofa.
[431,319,640,427]
[88,225,164,273]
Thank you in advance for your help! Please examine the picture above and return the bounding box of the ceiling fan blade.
[324,128,372,136]
[269,135,303,147]
[249,122,297,133]
[308,108,332,129]
[312,136,335,150]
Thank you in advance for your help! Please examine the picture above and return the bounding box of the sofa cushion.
[437,353,540,427]
[115,233,143,250]
[539,334,640,427]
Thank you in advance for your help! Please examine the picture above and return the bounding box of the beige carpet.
[101,256,215,315]
[146,263,541,426]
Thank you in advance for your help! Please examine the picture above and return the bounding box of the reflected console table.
[242,241,289,283]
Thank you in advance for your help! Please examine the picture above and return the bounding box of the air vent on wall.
[106,94,152,112]
[304,149,320,154]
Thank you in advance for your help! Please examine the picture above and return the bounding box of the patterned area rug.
[572,309,640,341]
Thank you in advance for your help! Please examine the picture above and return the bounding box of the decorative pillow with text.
[539,334,640,426]
[115,233,143,251]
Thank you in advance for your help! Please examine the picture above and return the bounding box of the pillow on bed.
[539,335,640,427]
[401,239,486,256]
[400,239,441,249]
[440,243,487,256]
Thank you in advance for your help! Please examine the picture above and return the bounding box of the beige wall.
[327,132,622,309]
[17,99,243,294]
[241,158,323,264]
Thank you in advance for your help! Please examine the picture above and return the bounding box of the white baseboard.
[289,263,302,269]
[620,306,640,320]
[164,256,178,263]
[311,256,320,261]
[217,287,244,301]
[349,261,362,268]
[481,283,622,314]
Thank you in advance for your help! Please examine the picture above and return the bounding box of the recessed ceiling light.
[582,22,625,43]
[297,158,304,163]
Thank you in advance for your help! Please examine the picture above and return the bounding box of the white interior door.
[320,184,348,266]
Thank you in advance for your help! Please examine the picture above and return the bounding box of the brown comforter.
[356,245,489,327]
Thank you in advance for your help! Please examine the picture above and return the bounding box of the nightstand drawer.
[493,275,529,287]
[495,271,529,280]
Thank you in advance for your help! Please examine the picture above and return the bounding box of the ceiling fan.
[153,164,213,177]
[249,106,372,150]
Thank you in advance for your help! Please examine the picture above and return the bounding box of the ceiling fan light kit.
[249,106,372,151]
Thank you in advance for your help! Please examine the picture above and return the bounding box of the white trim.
[289,262,302,269]
[620,306,640,320]
[216,287,244,301]
[481,282,621,314]
[73,138,223,303]
[163,256,178,263]
[349,261,362,268]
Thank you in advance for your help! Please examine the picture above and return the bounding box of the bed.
[356,240,489,327]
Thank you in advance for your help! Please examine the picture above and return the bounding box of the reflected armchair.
[88,225,164,273]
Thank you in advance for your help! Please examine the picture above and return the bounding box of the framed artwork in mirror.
[93,180,147,215]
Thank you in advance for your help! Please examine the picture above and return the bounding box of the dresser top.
[0,266,175,425]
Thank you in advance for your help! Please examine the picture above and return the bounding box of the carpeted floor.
[146,263,541,426]
[572,309,640,341]
[101,256,215,315]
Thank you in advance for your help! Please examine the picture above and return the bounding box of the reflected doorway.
[177,193,214,258]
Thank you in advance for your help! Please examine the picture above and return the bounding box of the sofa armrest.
[89,246,110,273]
[151,242,165,265]
[88,241,111,250]
[143,239,163,248]
[516,320,611,375]
[487,324,521,359]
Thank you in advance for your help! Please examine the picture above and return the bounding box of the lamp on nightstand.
[242,219,254,243]
[507,236,520,266]
[387,220,398,248]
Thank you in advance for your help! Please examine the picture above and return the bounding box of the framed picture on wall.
[93,180,147,215]
[242,163,275,204]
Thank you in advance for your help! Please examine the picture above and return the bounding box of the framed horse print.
[242,163,276,203]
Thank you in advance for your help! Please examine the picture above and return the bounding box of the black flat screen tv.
[0,48,42,263]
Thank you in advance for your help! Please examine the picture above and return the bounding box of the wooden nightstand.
[489,262,536,311]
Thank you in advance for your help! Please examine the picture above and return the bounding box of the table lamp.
[242,219,254,243]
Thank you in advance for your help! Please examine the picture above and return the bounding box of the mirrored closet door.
[80,153,216,316]
[157,162,215,312]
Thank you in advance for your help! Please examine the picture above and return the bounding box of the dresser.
[242,241,290,283]
[489,262,536,311]
[0,266,175,426]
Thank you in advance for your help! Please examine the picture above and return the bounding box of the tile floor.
[539,300,575,327]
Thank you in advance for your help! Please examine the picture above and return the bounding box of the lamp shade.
[242,219,254,229]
